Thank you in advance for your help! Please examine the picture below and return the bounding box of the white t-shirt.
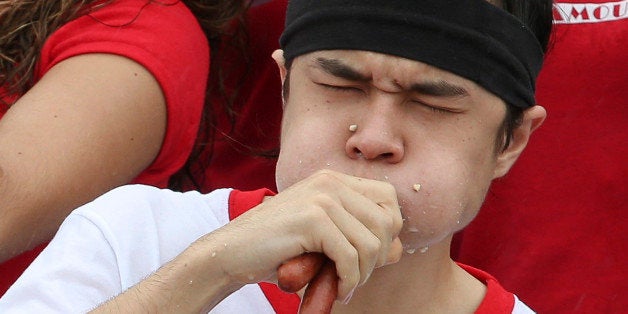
[0,184,534,313]
[0,185,274,313]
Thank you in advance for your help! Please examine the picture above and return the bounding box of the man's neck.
[331,239,486,313]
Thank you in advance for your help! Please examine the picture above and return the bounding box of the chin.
[397,204,475,254]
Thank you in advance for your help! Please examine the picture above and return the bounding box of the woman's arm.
[0,53,166,262]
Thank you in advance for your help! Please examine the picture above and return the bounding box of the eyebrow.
[316,57,371,82]
[315,57,469,97]
[410,81,469,97]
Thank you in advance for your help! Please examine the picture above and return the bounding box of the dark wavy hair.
[0,0,250,190]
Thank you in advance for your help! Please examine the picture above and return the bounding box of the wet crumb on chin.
[412,183,421,192]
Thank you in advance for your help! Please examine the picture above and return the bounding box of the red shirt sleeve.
[228,188,302,314]
[0,0,209,297]
[457,263,517,314]
[37,0,210,187]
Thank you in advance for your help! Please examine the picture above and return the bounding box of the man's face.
[275,50,508,252]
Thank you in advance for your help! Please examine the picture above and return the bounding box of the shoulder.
[457,263,535,314]
[75,184,231,217]
[66,185,234,270]
[36,1,211,186]
[40,0,208,71]
[37,0,210,102]
[72,185,233,239]
[38,0,210,91]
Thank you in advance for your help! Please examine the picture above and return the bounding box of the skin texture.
[275,50,543,253]
[273,49,545,313]
[0,53,166,262]
[91,48,544,313]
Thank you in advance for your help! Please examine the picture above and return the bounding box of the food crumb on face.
[412,183,421,192]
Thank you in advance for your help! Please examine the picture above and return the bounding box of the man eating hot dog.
[0,0,553,313]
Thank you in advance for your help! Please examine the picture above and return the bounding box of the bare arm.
[0,53,166,262]
[90,235,242,314]
[91,171,403,312]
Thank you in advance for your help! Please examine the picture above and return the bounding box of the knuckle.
[381,181,396,196]
[303,205,330,223]
[345,247,359,265]
[312,169,337,182]
[362,236,382,256]
[308,170,343,190]
[310,194,337,212]
[369,214,395,239]
[380,214,395,232]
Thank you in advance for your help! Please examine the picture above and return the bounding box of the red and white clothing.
[452,1,627,313]
[0,187,275,313]
[0,185,532,314]
[0,0,209,295]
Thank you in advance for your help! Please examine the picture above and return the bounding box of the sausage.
[298,260,338,314]
[277,252,326,293]
[277,253,338,314]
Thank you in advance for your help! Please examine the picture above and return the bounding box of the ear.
[493,105,546,178]
[272,49,287,83]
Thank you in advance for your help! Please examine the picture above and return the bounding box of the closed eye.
[411,100,461,114]
[317,83,362,93]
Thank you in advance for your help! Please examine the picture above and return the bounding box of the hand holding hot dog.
[196,170,403,304]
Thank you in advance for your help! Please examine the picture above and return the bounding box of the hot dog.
[277,252,326,293]
[277,253,338,314]
[298,260,338,314]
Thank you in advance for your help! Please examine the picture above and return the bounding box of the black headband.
[279,0,544,108]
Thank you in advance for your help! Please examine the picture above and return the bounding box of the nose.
[345,103,404,163]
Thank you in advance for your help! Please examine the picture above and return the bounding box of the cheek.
[275,88,356,191]
[275,116,341,192]
[394,149,495,252]
[275,147,322,192]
